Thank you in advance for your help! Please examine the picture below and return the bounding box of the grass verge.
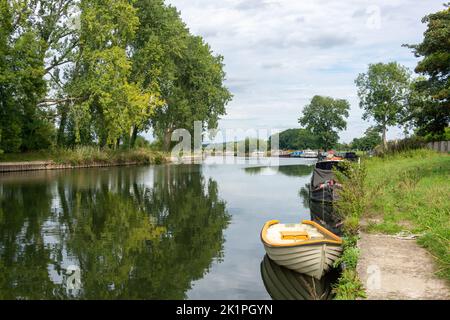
[364,149,450,280]
[332,161,367,300]
[0,147,169,166]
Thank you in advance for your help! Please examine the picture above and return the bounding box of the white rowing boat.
[261,220,343,279]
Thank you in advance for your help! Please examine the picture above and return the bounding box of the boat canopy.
[315,160,342,171]
[311,168,335,189]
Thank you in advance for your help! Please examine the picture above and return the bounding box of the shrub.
[332,269,366,300]
[375,136,426,156]
[332,161,367,299]
[334,245,360,270]
[334,161,367,224]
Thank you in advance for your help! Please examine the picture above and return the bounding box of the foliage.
[132,0,232,151]
[350,127,382,151]
[355,62,412,148]
[334,239,360,270]
[404,4,450,137]
[422,127,450,142]
[0,0,53,152]
[0,0,231,153]
[61,0,162,148]
[0,147,168,166]
[298,96,350,150]
[334,162,367,230]
[375,136,427,156]
[207,138,267,154]
[133,136,151,149]
[332,269,366,300]
[332,161,368,300]
[269,128,319,150]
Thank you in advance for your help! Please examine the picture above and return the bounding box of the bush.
[332,269,366,300]
[332,161,367,299]
[134,136,151,148]
[50,147,168,166]
[375,136,426,156]
[334,162,367,227]
[334,246,360,270]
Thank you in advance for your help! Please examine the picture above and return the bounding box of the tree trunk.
[99,136,107,149]
[57,103,68,147]
[163,128,173,152]
[130,126,138,149]
[382,126,387,151]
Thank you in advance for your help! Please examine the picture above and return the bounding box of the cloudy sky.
[165,0,445,143]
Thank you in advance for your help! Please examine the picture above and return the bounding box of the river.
[0,157,339,299]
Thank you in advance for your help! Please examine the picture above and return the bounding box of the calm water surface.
[0,157,328,299]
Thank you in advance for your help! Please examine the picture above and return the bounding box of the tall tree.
[130,0,187,149]
[298,95,350,150]
[132,0,231,151]
[0,0,231,152]
[154,36,231,151]
[404,4,450,138]
[0,0,52,152]
[0,0,79,152]
[63,0,161,147]
[355,62,411,149]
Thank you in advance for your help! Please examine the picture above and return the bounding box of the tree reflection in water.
[0,166,230,299]
[244,165,313,178]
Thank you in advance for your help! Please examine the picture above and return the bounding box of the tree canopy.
[355,62,411,148]
[298,96,350,150]
[0,0,231,153]
[350,126,382,151]
[404,4,450,138]
[269,128,319,150]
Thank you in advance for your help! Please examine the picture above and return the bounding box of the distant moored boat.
[300,149,318,158]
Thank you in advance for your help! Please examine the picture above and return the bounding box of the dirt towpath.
[357,232,449,300]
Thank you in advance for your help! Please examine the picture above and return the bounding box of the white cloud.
[165,0,445,143]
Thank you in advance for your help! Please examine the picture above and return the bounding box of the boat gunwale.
[261,220,343,248]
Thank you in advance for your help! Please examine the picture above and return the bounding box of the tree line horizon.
[0,1,448,155]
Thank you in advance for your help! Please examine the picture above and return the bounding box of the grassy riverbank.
[364,149,450,280]
[0,147,168,166]
[332,161,367,300]
[333,148,449,299]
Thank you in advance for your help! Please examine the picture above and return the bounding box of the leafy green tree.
[131,0,232,151]
[350,126,382,151]
[0,0,231,153]
[63,0,161,148]
[129,0,186,148]
[355,62,411,149]
[269,128,319,150]
[0,0,53,152]
[153,36,231,151]
[404,4,450,138]
[298,96,350,150]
